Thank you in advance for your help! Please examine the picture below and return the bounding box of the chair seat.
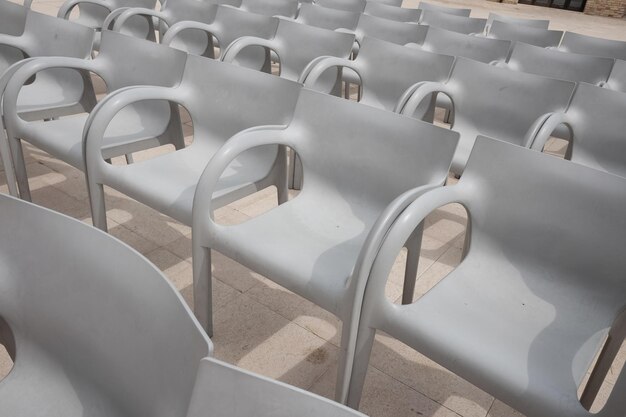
[101,144,280,225]
[215,195,372,315]
[16,72,86,118]
[21,102,172,169]
[390,252,609,414]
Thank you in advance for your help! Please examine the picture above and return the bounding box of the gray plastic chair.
[301,36,454,112]
[0,193,211,417]
[485,12,549,33]
[111,0,219,47]
[505,41,614,85]
[488,20,563,48]
[2,30,187,202]
[363,2,421,23]
[293,3,360,31]
[346,136,626,417]
[529,82,626,178]
[606,59,626,93]
[82,55,302,304]
[0,9,96,197]
[313,0,366,13]
[417,1,470,17]
[419,10,486,35]
[238,0,299,17]
[191,87,459,402]
[417,26,511,64]
[367,0,403,6]
[187,358,368,417]
[397,57,576,175]
[222,19,354,94]
[58,0,157,48]
[559,31,626,61]
[353,14,428,48]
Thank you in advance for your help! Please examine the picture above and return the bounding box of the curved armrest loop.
[394,81,451,115]
[220,36,278,63]
[298,56,358,85]
[161,20,219,52]
[58,0,111,20]
[192,125,290,236]
[525,112,572,151]
[111,7,165,35]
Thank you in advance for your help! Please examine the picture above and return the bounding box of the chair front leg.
[402,221,425,305]
[8,134,31,201]
[192,241,214,337]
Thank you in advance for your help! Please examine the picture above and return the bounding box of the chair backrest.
[0,9,95,75]
[0,194,210,417]
[286,88,459,211]
[186,358,367,417]
[417,1,470,16]
[295,3,360,30]
[0,0,28,36]
[368,0,403,6]
[180,55,302,150]
[486,12,549,31]
[420,10,486,35]
[506,41,614,85]
[160,0,219,23]
[211,6,279,52]
[269,19,355,83]
[562,82,626,178]
[606,59,626,93]
[313,0,366,13]
[356,36,454,111]
[444,57,575,173]
[559,31,626,60]
[239,0,299,17]
[489,20,563,48]
[94,30,187,91]
[421,26,511,63]
[354,14,428,46]
[364,2,421,23]
[461,138,626,324]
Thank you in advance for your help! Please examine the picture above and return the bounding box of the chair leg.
[0,126,19,196]
[292,153,303,190]
[192,242,214,338]
[276,146,289,205]
[345,325,377,409]
[402,221,424,305]
[125,153,134,164]
[9,136,31,201]
[344,82,350,100]
[88,182,109,232]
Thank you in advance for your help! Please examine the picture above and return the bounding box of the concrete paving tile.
[212,293,338,390]
[311,365,463,417]
[423,203,468,246]
[107,219,159,254]
[486,400,525,417]
[369,333,493,417]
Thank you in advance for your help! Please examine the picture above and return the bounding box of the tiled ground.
[1,1,625,416]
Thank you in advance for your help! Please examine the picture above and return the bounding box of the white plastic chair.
[529,82,626,178]
[346,136,626,417]
[313,0,366,13]
[417,1,470,16]
[2,31,187,202]
[559,31,626,61]
[417,26,511,64]
[191,88,459,403]
[238,0,299,17]
[363,2,421,23]
[419,10,486,35]
[396,57,576,175]
[293,3,360,31]
[0,193,211,417]
[222,18,355,94]
[488,20,563,48]
[485,12,549,33]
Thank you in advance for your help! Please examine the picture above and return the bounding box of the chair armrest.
[394,81,452,115]
[192,125,291,237]
[111,7,165,34]
[220,36,278,63]
[102,7,132,30]
[525,112,572,151]
[161,20,218,47]
[2,57,98,130]
[298,56,358,86]
[58,0,112,20]
[0,34,28,55]
[83,85,185,174]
